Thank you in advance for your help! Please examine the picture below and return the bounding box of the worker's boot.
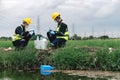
[3,47,13,51]
[45,47,55,54]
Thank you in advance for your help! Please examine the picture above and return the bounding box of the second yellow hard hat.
[51,12,60,20]
[23,18,31,25]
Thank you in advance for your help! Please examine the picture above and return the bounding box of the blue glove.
[30,30,34,32]
[50,30,55,35]
[29,30,34,35]
[29,30,35,36]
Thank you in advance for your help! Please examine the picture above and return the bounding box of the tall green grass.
[0,49,39,70]
[0,41,13,48]
[49,39,120,71]
[50,46,120,71]
[0,39,120,71]
[0,41,39,70]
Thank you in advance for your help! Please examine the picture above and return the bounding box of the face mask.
[54,20,58,23]
[26,26,29,28]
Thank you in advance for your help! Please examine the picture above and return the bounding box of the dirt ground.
[51,70,120,80]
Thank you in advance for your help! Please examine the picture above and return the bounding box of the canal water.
[0,70,119,80]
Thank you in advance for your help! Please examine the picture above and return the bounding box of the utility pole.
[72,23,75,36]
[0,0,2,7]
[104,29,106,35]
[92,27,94,37]
[37,16,40,35]
[84,32,86,37]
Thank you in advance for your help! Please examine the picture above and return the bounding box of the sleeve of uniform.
[15,26,23,35]
[55,23,67,36]
[15,26,29,36]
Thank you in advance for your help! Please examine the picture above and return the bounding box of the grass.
[50,39,120,71]
[0,39,120,71]
[0,41,38,70]
[67,39,120,48]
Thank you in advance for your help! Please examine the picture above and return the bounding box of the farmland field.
[1,39,120,48]
[0,39,120,71]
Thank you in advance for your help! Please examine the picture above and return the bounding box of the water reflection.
[0,70,118,80]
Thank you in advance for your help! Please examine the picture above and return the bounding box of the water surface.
[0,70,119,80]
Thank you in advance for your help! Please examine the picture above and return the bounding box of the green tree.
[71,34,81,40]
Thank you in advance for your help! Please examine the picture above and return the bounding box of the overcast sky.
[0,0,120,37]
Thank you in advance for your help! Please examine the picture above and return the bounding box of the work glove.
[50,30,55,35]
[29,30,35,35]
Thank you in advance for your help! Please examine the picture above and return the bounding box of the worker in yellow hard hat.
[12,18,35,50]
[47,12,69,49]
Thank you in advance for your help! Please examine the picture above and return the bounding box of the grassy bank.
[51,45,120,71]
[0,41,39,70]
[0,39,120,71]
[48,39,120,71]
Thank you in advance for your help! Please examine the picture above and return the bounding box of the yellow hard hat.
[23,18,31,25]
[51,12,60,20]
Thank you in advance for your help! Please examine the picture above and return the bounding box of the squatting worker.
[47,12,69,49]
[12,18,35,50]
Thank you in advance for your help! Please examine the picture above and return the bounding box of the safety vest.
[56,23,69,41]
[12,26,23,41]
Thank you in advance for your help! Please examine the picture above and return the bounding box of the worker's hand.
[50,30,55,35]
[29,30,35,35]
[29,29,34,33]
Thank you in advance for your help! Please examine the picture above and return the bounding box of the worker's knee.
[12,39,29,48]
[51,38,66,48]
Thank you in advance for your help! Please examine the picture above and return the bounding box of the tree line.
[71,34,111,40]
[0,34,115,41]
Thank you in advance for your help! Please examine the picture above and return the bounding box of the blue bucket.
[40,65,54,75]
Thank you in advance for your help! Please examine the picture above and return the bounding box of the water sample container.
[40,65,54,75]
[34,36,48,50]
